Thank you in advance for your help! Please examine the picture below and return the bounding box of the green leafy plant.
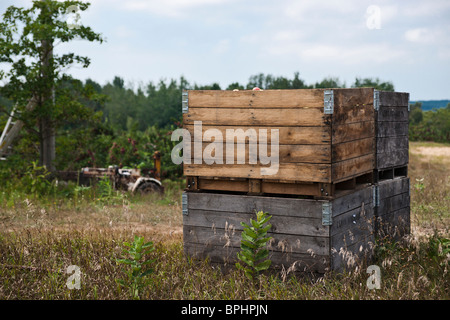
[21,161,53,197]
[96,176,124,205]
[116,235,155,299]
[236,211,273,280]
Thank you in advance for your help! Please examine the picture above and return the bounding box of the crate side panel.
[330,186,375,271]
[192,142,331,164]
[375,177,410,240]
[376,150,409,169]
[183,225,329,256]
[188,89,325,109]
[184,208,327,237]
[332,121,374,144]
[332,88,374,125]
[184,163,331,182]
[185,125,332,145]
[332,137,374,162]
[187,192,325,218]
[184,243,330,273]
[331,154,374,183]
[378,91,410,107]
[183,192,331,273]
[183,107,327,127]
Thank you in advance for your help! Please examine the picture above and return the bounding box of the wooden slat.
[377,192,410,215]
[376,150,408,169]
[183,209,328,237]
[377,177,410,200]
[187,89,325,108]
[183,108,328,126]
[184,163,331,183]
[376,106,409,122]
[376,121,408,137]
[331,154,374,183]
[186,192,324,218]
[377,136,408,154]
[332,138,374,162]
[197,178,248,192]
[185,125,331,145]
[332,121,374,144]
[333,88,374,125]
[192,143,330,164]
[330,234,375,272]
[379,91,409,107]
[183,225,329,256]
[184,243,330,273]
[261,181,322,197]
[331,186,373,218]
[375,206,410,240]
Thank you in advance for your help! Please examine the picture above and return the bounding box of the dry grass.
[0,143,449,300]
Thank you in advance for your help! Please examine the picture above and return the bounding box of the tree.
[314,77,345,89]
[352,77,394,91]
[0,0,103,172]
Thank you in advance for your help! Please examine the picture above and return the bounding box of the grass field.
[0,142,449,300]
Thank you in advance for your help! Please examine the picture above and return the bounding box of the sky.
[1,0,450,100]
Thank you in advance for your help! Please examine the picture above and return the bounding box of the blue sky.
[1,0,450,100]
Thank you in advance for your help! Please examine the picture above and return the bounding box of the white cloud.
[212,39,230,54]
[404,27,440,44]
[92,0,233,17]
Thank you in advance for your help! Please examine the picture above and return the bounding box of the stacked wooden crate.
[373,91,410,241]
[181,88,410,273]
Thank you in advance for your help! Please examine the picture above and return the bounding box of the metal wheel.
[135,181,164,195]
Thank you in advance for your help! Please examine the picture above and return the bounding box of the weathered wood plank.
[187,89,325,109]
[332,138,374,162]
[183,108,328,126]
[376,149,408,169]
[262,181,322,197]
[332,121,374,144]
[186,192,325,218]
[378,177,410,200]
[379,91,409,107]
[183,209,328,237]
[185,125,331,145]
[377,192,410,216]
[376,106,409,122]
[377,136,408,154]
[183,225,329,255]
[184,163,331,183]
[330,234,375,272]
[333,88,374,125]
[331,154,374,183]
[376,121,408,137]
[331,204,374,237]
[331,186,373,217]
[375,206,410,240]
[197,178,248,192]
[184,242,330,273]
[334,88,374,108]
[192,143,331,164]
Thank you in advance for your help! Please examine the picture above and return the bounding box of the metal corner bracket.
[322,202,332,226]
[182,91,189,114]
[182,193,188,215]
[374,90,380,111]
[373,185,380,207]
[324,90,334,114]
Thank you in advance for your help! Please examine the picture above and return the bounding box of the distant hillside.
[410,100,450,111]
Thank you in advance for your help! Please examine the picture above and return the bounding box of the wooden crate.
[182,186,375,274]
[374,176,410,241]
[183,88,378,198]
[374,91,409,174]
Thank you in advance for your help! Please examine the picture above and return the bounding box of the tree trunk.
[39,35,55,172]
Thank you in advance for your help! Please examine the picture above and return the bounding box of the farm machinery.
[58,151,164,194]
